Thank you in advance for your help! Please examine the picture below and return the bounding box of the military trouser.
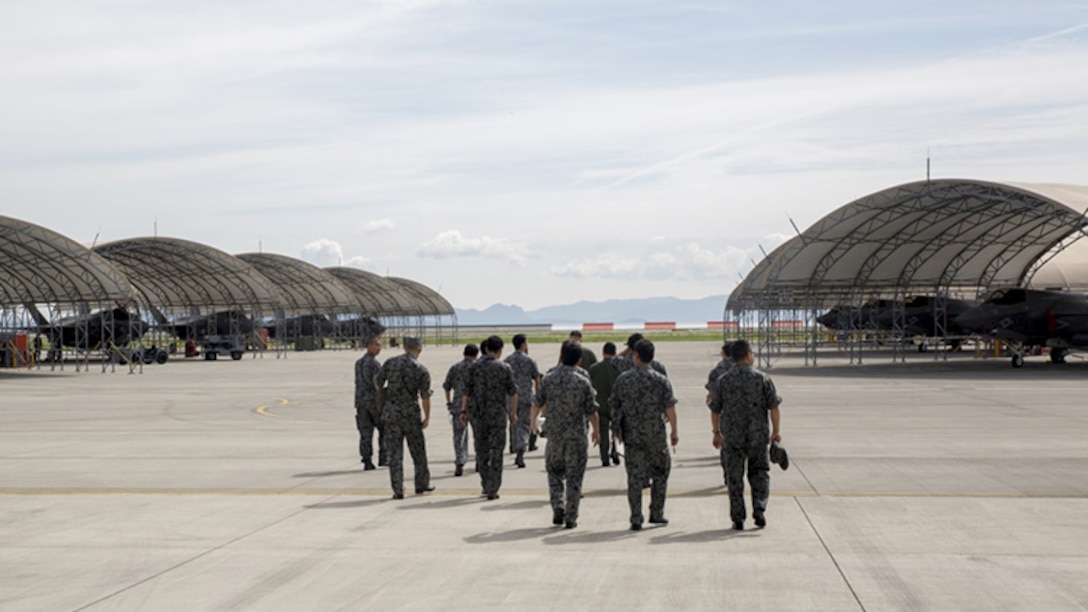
[725,440,770,523]
[386,415,430,496]
[509,401,532,453]
[720,446,730,485]
[468,414,483,473]
[623,444,671,525]
[450,408,470,467]
[597,409,613,464]
[356,406,386,464]
[545,437,588,521]
[476,417,507,496]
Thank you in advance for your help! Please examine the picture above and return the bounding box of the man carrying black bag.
[709,340,782,531]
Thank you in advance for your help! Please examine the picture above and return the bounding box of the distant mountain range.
[455,295,728,325]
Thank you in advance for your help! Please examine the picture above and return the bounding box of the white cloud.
[550,243,748,281]
[418,230,527,263]
[300,238,371,268]
[363,218,396,234]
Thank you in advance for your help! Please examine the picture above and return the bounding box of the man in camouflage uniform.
[504,334,540,468]
[611,339,678,530]
[354,335,386,470]
[588,341,620,467]
[612,333,668,377]
[442,344,478,477]
[461,335,517,500]
[375,337,434,499]
[532,340,599,529]
[705,342,734,486]
[709,339,782,531]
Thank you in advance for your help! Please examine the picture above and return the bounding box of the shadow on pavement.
[647,529,755,544]
[463,527,556,544]
[396,497,483,510]
[303,498,389,510]
[542,528,638,545]
[479,499,551,511]
[292,469,365,478]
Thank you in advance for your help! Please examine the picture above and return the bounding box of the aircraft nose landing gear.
[1011,352,1024,368]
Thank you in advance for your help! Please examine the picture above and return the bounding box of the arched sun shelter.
[94,237,283,358]
[236,253,357,352]
[0,215,139,371]
[325,267,426,344]
[727,179,1088,367]
[386,276,458,344]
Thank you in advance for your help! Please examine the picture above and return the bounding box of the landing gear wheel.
[1011,353,1024,368]
[1051,348,1068,364]
[917,343,928,353]
[230,351,243,361]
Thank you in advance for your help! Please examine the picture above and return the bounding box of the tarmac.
[1,341,1087,611]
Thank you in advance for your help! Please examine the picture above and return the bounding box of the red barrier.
[582,322,614,331]
[644,322,676,330]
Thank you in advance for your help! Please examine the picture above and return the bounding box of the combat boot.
[552,508,565,526]
[515,451,526,468]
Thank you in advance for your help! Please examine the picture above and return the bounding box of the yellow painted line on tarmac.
[253,398,293,418]
[0,487,1085,499]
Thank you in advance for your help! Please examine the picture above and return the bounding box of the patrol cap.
[769,441,789,470]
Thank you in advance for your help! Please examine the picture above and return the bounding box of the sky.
[3,1,1088,310]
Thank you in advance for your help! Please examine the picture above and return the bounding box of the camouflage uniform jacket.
[610,365,677,450]
[612,354,668,377]
[709,363,781,447]
[503,350,540,407]
[535,365,597,444]
[705,359,734,392]
[546,364,591,380]
[465,354,517,423]
[354,353,381,412]
[375,352,432,421]
[442,358,474,415]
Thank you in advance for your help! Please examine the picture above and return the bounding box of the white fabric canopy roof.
[728,179,1088,311]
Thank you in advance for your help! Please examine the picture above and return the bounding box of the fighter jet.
[168,309,254,340]
[817,300,897,331]
[337,316,386,343]
[31,307,164,363]
[264,314,335,342]
[816,305,863,331]
[954,288,1088,367]
[871,295,975,351]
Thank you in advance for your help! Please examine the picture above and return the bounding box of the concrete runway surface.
[1,341,1087,611]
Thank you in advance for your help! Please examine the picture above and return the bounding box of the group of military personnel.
[354,331,783,531]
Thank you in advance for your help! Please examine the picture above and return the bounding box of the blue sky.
[3,1,1088,309]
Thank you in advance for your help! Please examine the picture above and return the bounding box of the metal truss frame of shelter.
[726,179,1088,368]
[325,267,428,346]
[385,276,458,345]
[236,253,358,355]
[0,215,143,373]
[94,237,283,360]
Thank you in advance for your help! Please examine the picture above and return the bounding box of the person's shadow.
[542,529,639,545]
[648,529,755,544]
[463,527,556,544]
